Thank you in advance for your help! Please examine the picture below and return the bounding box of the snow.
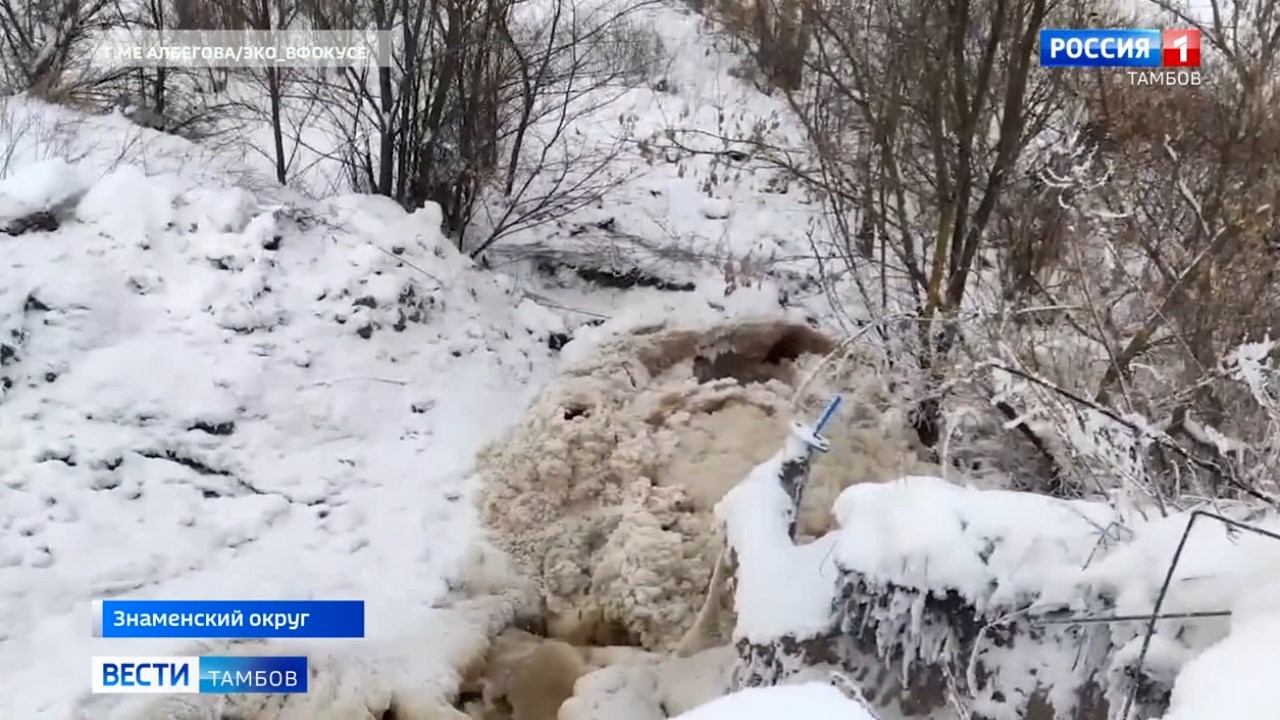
[0,118,561,715]
[1156,613,1280,720]
[0,29,828,708]
[699,198,732,220]
[480,2,819,269]
[1108,634,1193,697]
[671,682,878,720]
[1082,507,1280,653]
[0,6,838,712]
[0,0,1270,714]
[714,426,841,643]
[831,475,1118,612]
[822,477,1280,718]
[0,158,92,224]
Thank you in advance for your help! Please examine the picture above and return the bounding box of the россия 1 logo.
[1039,28,1202,86]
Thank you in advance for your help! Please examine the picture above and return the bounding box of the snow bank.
[832,475,1118,613]
[1082,508,1280,650]
[1156,612,1280,720]
[0,158,93,228]
[473,2,824,282]
[722,466,1280,719]
[1085,508,1280,718]
[671,682,878,720]
[0,96,274,193]
[477,315,937,651]
[0,102,563,717]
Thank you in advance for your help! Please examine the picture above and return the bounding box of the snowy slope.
[0,0,1270,709]
[488,3,820,265]
[210,3,827,316]
[0,99,575,717]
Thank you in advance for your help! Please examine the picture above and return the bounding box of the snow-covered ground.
[210,3,827,311]
[0,98,580,716]
[482,3,820,268]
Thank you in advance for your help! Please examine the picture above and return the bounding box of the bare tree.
[757,0,1082,450]
[300,0,513,235]
[667,0,1278,501]
[302,0,657,251]
[0,0,127,102]
[466,0,662,257]
[200,0,306,183]
[101,0,244,140]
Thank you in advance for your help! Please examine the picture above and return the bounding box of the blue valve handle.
[813,395,843,436]
[791,394,842,454]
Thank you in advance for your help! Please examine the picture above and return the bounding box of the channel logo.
[1040,28,1201,68]
[91,656,308,694]
[1162,29,1201,67]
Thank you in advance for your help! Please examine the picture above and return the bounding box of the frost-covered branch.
[986,359,1277,508]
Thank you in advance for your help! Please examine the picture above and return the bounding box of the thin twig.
[1028,609,1232,626]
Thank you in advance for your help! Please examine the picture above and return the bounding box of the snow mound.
[715,427,841,643]
[671,682,878,720]
[832,475,1118,613]
[1082,508,1280,652]
[0,158,93,229]
[0,104,563,717]
[1156,612,1280,720]
[477,317,937,651]
[725,470,1280,719]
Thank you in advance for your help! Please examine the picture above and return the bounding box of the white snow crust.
[831,475,1118,612]
[2,0,1273,712]
[671,682,878,720]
